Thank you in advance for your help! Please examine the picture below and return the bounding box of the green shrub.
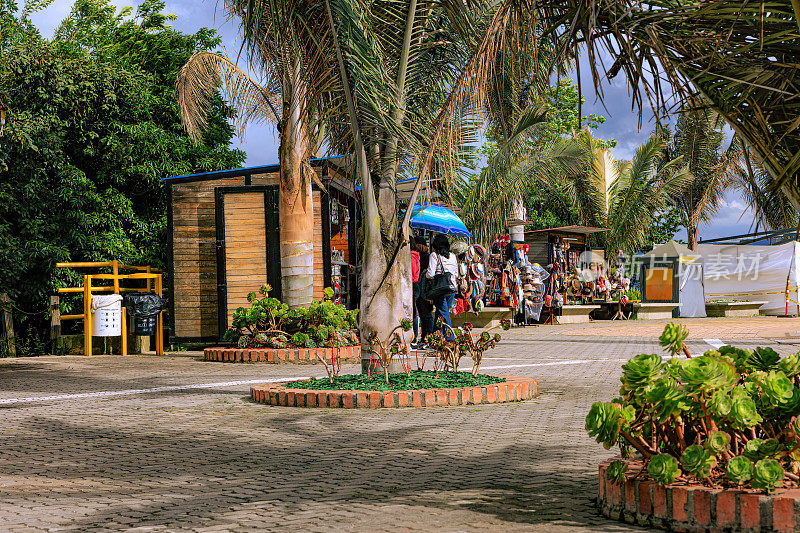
[224,284,359,348]
[585,323,800,492]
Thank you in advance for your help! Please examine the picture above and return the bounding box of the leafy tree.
[0,0,244,354]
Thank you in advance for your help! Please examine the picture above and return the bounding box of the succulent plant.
[682,445,716,479]
[680,356,737,395]
[726,456,754,484]
[729,392,763,429]
[761,370,794,406]
[708,390,732,416]
[647,454,680,485]
[400,318,413,331]
[749,347,780,371]
[586,402,622,449]
[705,431,731,455]
[778,353,800,378]
[237,335,251,348]
[646,377,689,423]
[607,460,628,484]
[659,323,688,356]
[743,438,765,461]
[291,332,309,347]
[621,353,663,400]
[752,458,784,492]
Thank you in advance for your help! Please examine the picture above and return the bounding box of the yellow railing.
[55,261,164,356]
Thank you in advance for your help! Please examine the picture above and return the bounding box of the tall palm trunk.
[687,225,698,251]
[278,65,314,308]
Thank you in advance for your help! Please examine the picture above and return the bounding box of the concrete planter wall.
[706,301,767,318]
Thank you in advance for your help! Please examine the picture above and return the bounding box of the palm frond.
[176,51,280,142]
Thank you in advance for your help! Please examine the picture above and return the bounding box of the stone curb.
[599,459,800,532]
[203,345,361,364]
[249,375,537,408]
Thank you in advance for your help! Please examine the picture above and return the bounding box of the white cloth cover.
[696,242,800,315]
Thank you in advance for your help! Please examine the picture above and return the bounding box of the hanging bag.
[425,253,456,300]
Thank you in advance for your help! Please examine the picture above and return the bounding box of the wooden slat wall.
[224,192,268,326]
[313,191,324,301]
[172,177,243,338]
[251,172,279,186]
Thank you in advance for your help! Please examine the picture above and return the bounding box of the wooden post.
[146,265,151,293]
[1,293,16,356]
[50,295,61,354]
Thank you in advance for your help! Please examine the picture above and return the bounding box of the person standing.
[410,244,421,345]
[426,234,458,337]
[414,236,434,346]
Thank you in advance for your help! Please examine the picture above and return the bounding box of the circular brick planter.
[599,459,800,531]
[250,375,537,408]
[204,345,360,364]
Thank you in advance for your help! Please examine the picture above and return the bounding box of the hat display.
[452,240,469,255]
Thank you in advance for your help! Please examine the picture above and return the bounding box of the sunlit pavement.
[2,317,799,532]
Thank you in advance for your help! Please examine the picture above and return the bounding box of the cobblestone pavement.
[3,318,800,532]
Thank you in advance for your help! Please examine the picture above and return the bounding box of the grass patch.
[287,370,505,391]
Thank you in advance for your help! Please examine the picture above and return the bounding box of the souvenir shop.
[480,226,633,325]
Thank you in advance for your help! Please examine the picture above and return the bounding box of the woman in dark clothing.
[413,236,434,347]
[426,234,458,337]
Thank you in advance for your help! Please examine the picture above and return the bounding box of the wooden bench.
[451,306,515,330]
[705,301,767,317]
[557,305,601,324]
[631,302,682,320]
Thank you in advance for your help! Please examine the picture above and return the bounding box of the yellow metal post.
[146,265,151,293]
[112,260,119,294]
[121,307,127,356]
[84,275,92,356]
[155,274,163,355]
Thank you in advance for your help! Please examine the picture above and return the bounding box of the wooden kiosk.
[164,156,359,345]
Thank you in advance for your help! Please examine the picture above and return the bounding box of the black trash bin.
[124,293,168,336]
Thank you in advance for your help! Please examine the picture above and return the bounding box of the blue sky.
[26,0,757,241]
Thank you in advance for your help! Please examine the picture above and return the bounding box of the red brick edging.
[599,459,800,531]
[250,375,537,408]
[204,345,361,364]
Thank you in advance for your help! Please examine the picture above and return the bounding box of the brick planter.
[204,345,360,364]
[599,459,800,531]
[250,375,537,408]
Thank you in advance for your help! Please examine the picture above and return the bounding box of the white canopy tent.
[696,242,800,315]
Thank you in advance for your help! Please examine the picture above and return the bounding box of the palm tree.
[733,150,799,232]
[176,0,335,308]
[466,127,686,253]
[662,107,740,250]
[528,0,800,205]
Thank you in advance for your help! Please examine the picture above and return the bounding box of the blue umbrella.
[409,203,472,237]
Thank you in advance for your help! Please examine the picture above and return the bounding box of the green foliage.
[726,456,754,484]
[749,347,781,372]
[705,431,731,455]
[587,323,800,492]
[226,286,359,348]
[290,370,505,392]
[585,402,622,450]
[752,459,784,493]
[0,0,244,353]
[647,454,680,486]
[681,445,716,479]
[607,460,628,484]
[659,323,689,357]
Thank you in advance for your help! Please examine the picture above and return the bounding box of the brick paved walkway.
[2,318,799,532]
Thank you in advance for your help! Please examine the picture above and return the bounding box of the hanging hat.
[530,277,543,285]
[451,240,469,255]
[523,283,534,291]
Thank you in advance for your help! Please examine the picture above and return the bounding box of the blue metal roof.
[163,155,348,182]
